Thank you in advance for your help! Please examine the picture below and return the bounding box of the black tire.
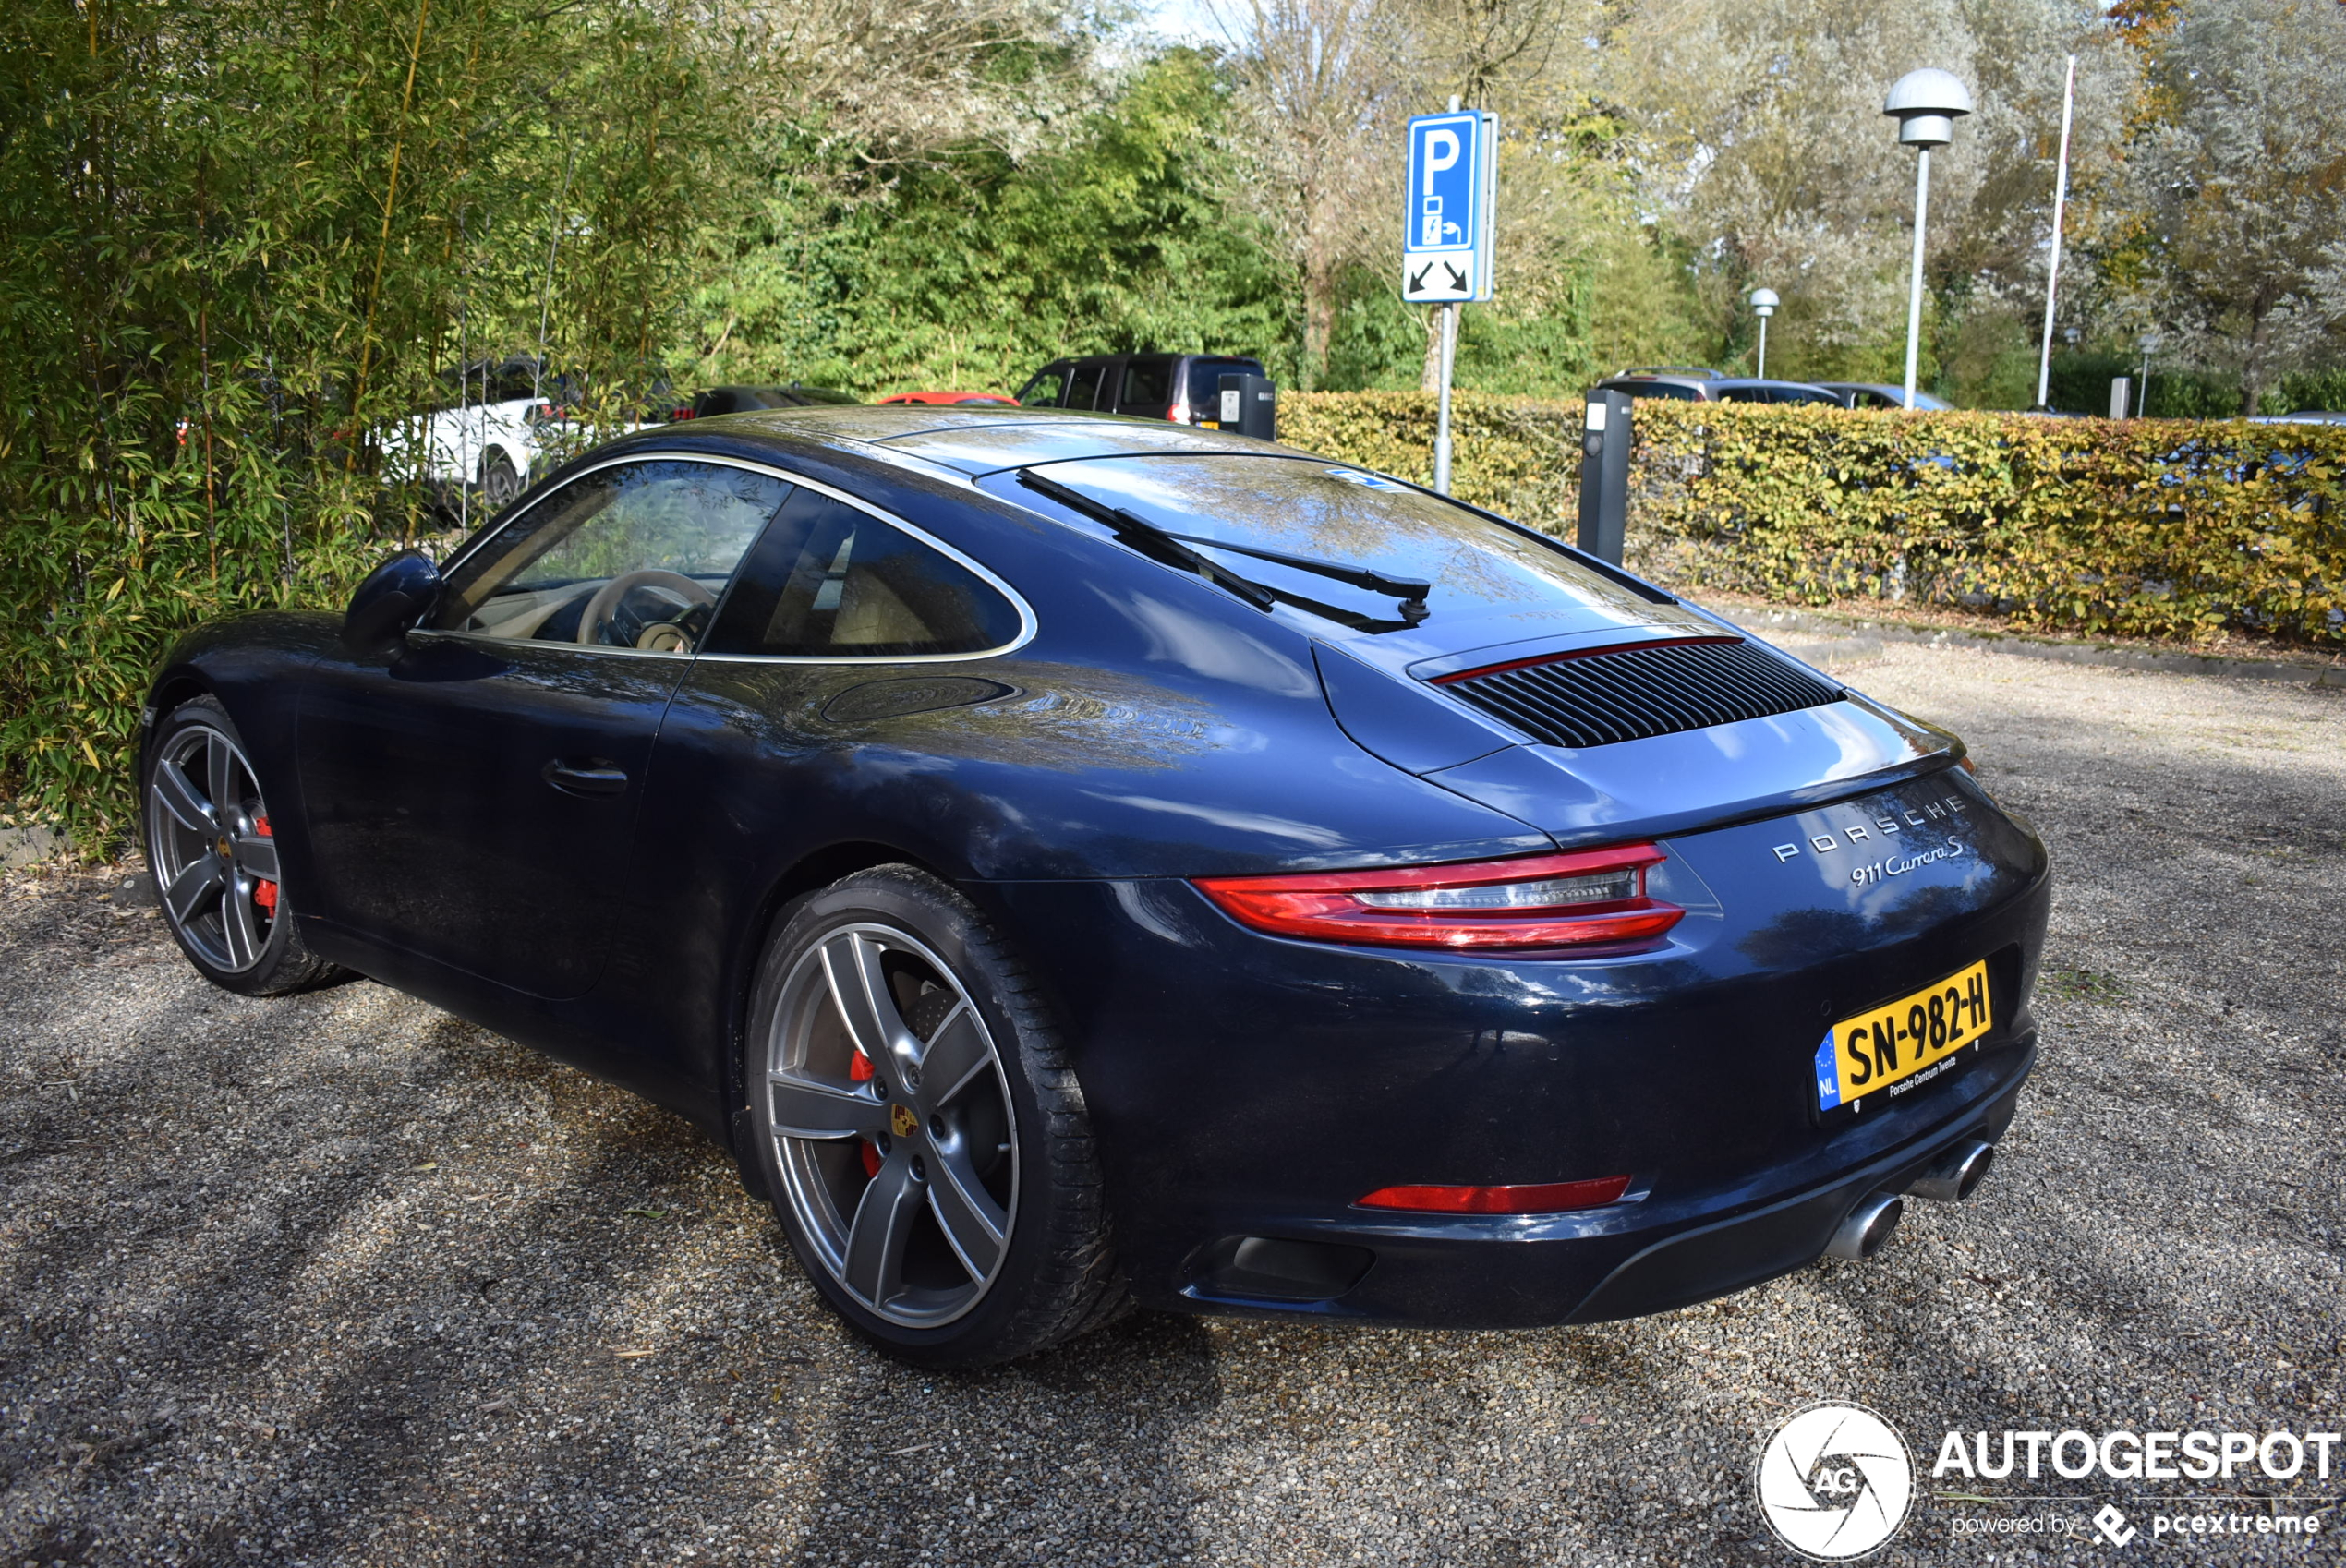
[739,864,1122,1367]
[142,696,349,997]
[480,451,522,511]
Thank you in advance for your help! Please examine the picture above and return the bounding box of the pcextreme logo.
[1755,1403,1915,1560]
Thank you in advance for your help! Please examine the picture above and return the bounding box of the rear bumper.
[1171,1040,2031,1327]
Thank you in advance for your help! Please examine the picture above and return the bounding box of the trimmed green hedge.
[1284,392,2346,649]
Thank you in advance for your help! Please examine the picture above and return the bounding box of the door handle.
[542,758,630,798]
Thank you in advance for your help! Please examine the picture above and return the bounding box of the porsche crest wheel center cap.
[889,1104,919,1140]
[215,835,235,859]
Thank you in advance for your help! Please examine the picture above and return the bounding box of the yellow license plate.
[1815,959,1992,1111]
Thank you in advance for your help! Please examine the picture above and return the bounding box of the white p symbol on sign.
[1422,129,1460,194]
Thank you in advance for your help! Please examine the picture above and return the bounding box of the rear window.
[1184,357,1266,404]
[1016,455,1665,632]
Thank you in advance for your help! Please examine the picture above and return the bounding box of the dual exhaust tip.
[1824,1139,1996,1261]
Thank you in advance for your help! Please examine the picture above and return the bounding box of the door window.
[1066,362,1108,411]
[705,489,1023,658]
[1016,367,1069,407]
[436,459,792,652]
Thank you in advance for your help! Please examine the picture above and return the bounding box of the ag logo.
[1755,1402,1914,1560]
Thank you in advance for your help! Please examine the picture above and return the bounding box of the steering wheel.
[577,569,718,649]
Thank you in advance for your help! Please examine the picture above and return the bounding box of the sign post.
[1403,99,1497,494]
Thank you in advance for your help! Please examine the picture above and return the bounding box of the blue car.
[141,405,2050,1366]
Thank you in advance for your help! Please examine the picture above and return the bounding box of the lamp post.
[1884,68,1974,411]
[2135,332,2158,417]
[1749,288,1780,379]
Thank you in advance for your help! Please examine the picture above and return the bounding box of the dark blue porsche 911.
[141,404,2049,1366]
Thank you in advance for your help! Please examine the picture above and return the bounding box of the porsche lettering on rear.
[1769,790,1971,864]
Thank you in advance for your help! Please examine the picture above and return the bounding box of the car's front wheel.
[143,696,348,996]
[740,865,1123,1366]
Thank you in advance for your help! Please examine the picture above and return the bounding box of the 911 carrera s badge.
[890,1104,919,1140]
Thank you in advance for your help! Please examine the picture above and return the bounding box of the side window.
[1626,382,1698,401]
[1066,362,1107,411]
[1119,358,1175,410]
[1717,385,1768,403]
[1016,367,1067,408]
[435,459,792,652]
[706,489,1023,658]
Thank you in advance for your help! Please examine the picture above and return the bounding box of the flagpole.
[2034,55,2077,411]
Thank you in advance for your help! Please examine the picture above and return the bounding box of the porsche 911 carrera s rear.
[976,448,2050,1327]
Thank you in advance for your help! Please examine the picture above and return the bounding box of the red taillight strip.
[1358,1176,1633,1214]
[1427,634,1744,685]
[1191,844,1684,952]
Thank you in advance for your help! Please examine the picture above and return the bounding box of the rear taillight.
[1168,401,1191,424]
[1358,1176,1632,1214]
[1191,844,1683,952]
[671,406,695,420]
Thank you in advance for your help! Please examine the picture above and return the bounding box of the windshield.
[1009,454,1668,637]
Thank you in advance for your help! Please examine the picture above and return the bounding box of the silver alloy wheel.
[762,923,1019,1328]
[147,721,282,973]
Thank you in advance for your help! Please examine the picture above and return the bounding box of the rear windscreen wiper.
[1156,530,1430,621]
[1016,469,1431,625]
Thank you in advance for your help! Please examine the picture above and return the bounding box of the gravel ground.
[3,643,2341,1568]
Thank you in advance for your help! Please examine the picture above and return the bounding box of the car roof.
[604,403,1305,477]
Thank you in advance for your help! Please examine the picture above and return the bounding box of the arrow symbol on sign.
[1443,261,1469,292]
[1409,262,1433,293]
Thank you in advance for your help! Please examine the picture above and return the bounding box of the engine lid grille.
[1432,637,1843,750]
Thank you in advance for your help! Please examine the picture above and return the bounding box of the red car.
[877,391,1019,406]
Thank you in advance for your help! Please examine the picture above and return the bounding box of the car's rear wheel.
[143,697,347,996]
[741,865,1123,1366]
[480,451,522,511]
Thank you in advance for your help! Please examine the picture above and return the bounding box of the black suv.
[1017,353,1268,426]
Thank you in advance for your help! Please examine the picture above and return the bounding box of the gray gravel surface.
[4,643,2341,1567]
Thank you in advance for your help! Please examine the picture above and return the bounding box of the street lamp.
[1884,68,1974,411]
[2135,332,2159,417]
[1748,288,1780,378]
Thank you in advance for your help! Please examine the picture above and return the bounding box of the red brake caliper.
[252,814,279,914]
[848,1048,881,1176]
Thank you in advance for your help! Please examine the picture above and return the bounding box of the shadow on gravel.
[783,1311,1216,1567]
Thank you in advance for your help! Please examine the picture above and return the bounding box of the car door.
[296,455,794,999]
[609,479,1031,1082]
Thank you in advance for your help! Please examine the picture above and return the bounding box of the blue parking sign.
[1403,111,1497,303]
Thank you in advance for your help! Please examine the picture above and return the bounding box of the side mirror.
[342,549,443,655]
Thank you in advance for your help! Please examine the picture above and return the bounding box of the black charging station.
[1216,373,1277,440]
[1576,387,1632,565]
